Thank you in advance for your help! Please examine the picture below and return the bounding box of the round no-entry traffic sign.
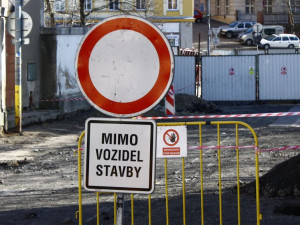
[75,15,174,117]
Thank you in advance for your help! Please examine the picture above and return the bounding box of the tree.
[45,0,55,27]
[287,0,295,34]
[44,0,159,27]
[79,0,85,27]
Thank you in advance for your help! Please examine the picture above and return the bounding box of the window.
[266,34,276,40]
[54,0,65,12]
[109,0,119,10]
[290,36,299,41]
[229,21,238,27]
[168,0,178,10]
[263,0,272,14]
[237,23,244,28]
[273,37,281,41]
[136,0,145,10]
[245,0,255,14]
[264,28,275,35]
[27,63,37,81]
[85,0,92,11]
[291,0,300,14]
[245,22,253,28]
[282,36,289,41]
[225,0,230,14]
[216,0,220,15]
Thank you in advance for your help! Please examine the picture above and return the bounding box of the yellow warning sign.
[249,66,255,75]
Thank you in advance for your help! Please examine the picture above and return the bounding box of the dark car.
[194,9,203,23]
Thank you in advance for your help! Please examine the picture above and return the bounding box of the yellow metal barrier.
[76,121,262,225]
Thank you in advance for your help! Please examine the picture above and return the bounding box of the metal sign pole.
[0,6,8,132]
[14,0,22,132]
[207,0,211,56]
[116,194,124,225]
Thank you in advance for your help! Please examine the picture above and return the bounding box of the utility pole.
[15,0,22,132]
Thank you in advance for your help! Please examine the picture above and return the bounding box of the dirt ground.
[0,96,300,225]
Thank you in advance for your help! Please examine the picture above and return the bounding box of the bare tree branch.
[45,0,55,27]
[44,0,158,27]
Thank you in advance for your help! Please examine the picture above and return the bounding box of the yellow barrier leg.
[97,192,100,225]
[217,124,223,225]
[255,152,262,225]
[77,131,85,225]
[182,157,186,225]
[131,194,134,225]
[199,124,204,225]
[114,193,117,225]
[165,158,169,225]
[236,124,241,225]
[148,194,152,225]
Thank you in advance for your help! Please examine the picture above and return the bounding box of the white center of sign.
[89,30,159,102]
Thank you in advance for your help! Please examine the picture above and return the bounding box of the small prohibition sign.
[163,129,179,146]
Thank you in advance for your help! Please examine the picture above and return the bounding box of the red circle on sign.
[76,15,174,117]
[163,129,179,146]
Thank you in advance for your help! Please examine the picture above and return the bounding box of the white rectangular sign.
[84,118,156,194]
[157,126,187,158]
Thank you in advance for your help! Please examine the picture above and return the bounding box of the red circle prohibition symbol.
[281,66,287,72]
[76,15,174,117]
[163,129,179,146]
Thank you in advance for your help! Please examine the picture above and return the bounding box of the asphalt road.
[0,105,299,225]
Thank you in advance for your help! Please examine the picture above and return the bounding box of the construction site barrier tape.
[188,145,256,150]
[257,145,300,152]
[188,145,300,152]
[76,145,300,153]
[41,97,86,102]
[138,112,300,120]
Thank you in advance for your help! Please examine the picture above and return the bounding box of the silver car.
[239,25,285,46]
[219,21,256,39]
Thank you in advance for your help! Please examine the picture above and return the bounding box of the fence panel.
[259,54,300,100]
[202,56,256,101]
[173,56,196,95]
[76,121,262,225]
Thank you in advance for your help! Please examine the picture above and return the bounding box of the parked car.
[258,34,300,49]
[239,25,285,46]
[194,9,203,23]
[219,21,256,38]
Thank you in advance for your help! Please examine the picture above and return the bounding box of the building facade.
[194,0,300,24]
[0,0,194,131]
[44,0,194,48]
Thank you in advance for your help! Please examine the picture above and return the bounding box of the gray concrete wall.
[40,27,90,113]
[22,0,42,109]
[180,21,193,48]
